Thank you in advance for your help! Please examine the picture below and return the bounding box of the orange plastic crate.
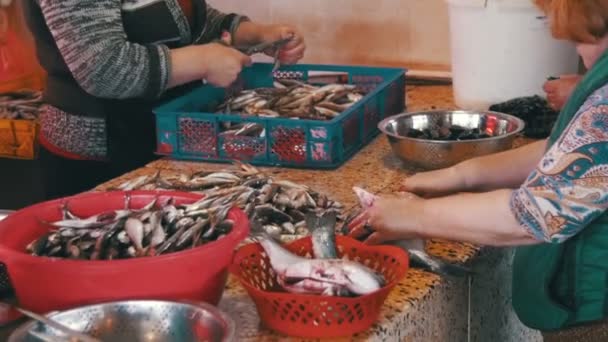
[0,118,38,159]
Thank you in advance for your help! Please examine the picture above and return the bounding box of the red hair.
[534,0,608,43]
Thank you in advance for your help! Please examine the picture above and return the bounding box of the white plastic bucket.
[446,0,580,110]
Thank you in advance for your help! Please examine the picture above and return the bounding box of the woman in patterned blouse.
[350,0,608,340]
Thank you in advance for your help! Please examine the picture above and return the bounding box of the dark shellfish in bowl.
[378,110,525,169]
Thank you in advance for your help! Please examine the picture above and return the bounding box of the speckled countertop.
[92,85,492,341]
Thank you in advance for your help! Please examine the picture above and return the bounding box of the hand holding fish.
[199,33,252,87]
[348,192,424,245]
[258,24,306,64]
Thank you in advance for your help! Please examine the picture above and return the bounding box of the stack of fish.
[114,162,345,242]
[216,79,366,122]
[27,195,234,260]
[252,211,385,297]
[0,90,43,120]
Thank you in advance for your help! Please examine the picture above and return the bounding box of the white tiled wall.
[208,0,451,68]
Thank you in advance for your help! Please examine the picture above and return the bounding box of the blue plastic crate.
[153,63,406,169]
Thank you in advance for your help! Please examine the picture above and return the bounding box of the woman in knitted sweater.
[22,0,305,199]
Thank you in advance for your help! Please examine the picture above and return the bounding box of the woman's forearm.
[460,139,547,191]
[417,190,539,246]
[233,21,264,47]
[166,46,207,89]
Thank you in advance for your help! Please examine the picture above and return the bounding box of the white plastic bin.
[446,0,580,110]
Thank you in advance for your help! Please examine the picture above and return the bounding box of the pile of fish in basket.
[0,90,43,121]
[217,79,366,121]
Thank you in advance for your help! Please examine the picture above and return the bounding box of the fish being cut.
[347,187,472,277]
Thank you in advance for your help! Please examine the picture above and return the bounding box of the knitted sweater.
[22,0,247,160]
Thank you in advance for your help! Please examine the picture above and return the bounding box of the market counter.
[93,85,541,341]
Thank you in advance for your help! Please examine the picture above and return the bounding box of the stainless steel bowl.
[9,300,236,342]
[378,110,525,169]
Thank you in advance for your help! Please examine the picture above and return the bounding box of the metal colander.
[9,300,236,342]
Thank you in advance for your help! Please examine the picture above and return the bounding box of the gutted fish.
[252,221,384,296]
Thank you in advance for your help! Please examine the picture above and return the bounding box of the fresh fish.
[117,175,150,191]
[125,217,144,252]
[49,210,131,229]
[252,222,384,296]
[113,161,345,243]
[349,186,472,277]
[27,194,233,260]
[148,212,166,247]
[308,211,338,259]
[215,81,367,123]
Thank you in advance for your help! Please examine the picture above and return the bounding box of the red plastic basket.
[230,236,409,338]
[0,191,250,313]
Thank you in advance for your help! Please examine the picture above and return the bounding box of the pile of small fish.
[0,90,43,120]
[114,162,345,242]
[216,79,366,123]
[26,195,234,260]
[406,125,492,141]
[253,211,385,297]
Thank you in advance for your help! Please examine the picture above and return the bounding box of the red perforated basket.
[230,236,409,338]
[0,191,250,314]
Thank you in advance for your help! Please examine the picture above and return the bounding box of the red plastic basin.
[0,191,250,313]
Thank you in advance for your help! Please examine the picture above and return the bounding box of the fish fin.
[408,250,473,278]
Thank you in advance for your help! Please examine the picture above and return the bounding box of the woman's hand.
[258,24,306,64]
[168,32,251,89]
[198,38,252,87]
[234,22,305,64]
[543,74,581,110]
[349,193,424,245]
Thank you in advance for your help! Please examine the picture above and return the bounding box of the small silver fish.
[125,217,144,252]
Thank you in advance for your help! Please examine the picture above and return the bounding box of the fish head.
[352,187,378,209]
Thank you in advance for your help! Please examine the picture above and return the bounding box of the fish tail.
[409,250,473,278]
[304,212,319,233]
[318,211,337,231]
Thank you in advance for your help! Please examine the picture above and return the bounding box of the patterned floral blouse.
[511,84,608,243]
